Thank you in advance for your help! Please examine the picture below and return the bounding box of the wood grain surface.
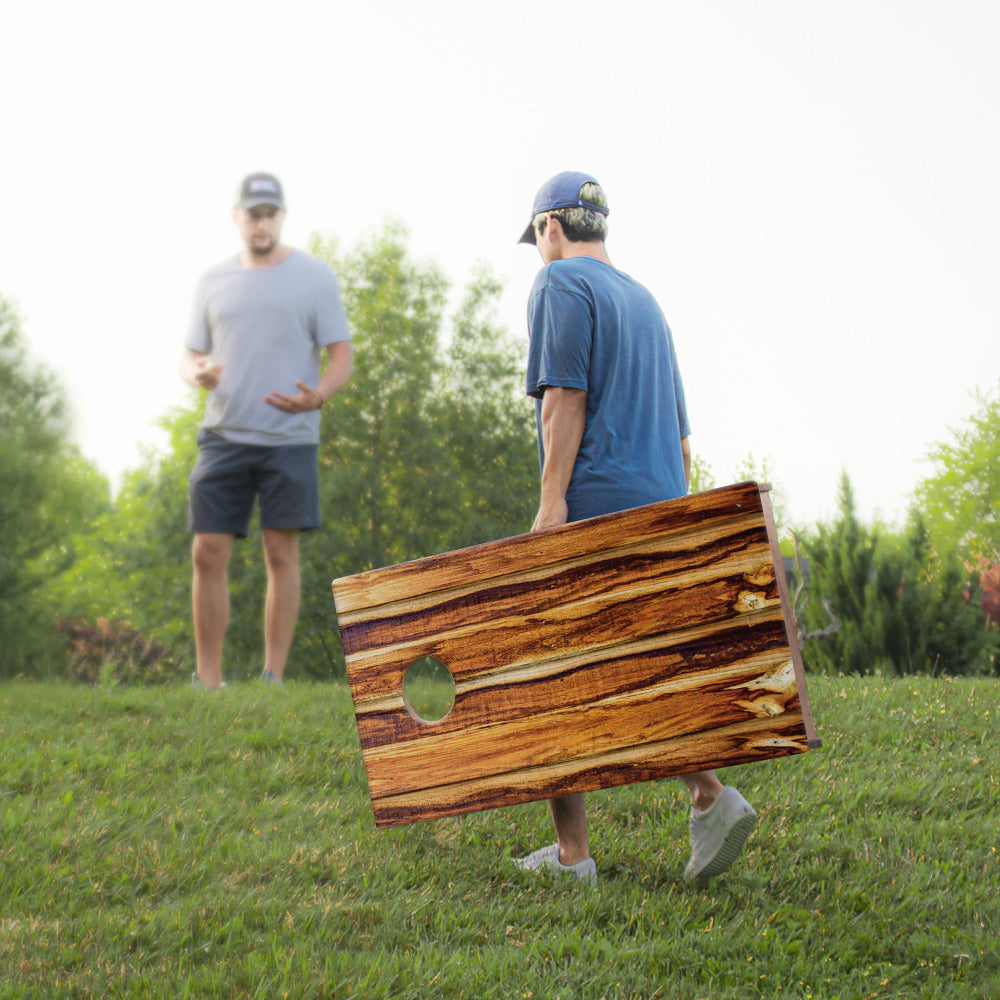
[333,482,818,828]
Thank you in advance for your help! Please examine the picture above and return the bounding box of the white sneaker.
[514,843,597,884]
[684,786,757,886]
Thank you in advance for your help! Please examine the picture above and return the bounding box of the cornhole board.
[332,482,819,829]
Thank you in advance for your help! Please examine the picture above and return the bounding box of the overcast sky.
[2,0,997,529]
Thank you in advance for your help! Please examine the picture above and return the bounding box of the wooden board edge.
[758,485,821,748]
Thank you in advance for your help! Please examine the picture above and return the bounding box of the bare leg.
[547,775,724,864]
[262,529,301,682]
[548,793,591,865]
[679,769,725,810]
[192,532,234,688]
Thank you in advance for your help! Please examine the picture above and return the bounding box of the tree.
[687,452,788,537]
[309,222,454,574]
[54,401,202,669]
[0,294,111,676]
[914,380,1000,564]
[687,454,717,495]
[911,381,1000,644]
[433,262,538,549]
[733,453,790,536]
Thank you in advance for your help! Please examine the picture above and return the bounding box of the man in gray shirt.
[181,172,353,689]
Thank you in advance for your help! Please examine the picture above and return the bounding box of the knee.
[192,534,231,574]
[262,531,300,575]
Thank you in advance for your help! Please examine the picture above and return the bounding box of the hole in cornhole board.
[402,656,456,723]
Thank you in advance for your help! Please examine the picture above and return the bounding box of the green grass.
[0,674,996,999]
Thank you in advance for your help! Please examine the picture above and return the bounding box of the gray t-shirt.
[186,249,351,445]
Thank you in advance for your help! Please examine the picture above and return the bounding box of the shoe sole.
[691,812,757,886]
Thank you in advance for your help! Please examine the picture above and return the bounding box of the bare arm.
[265,340,354,413]
[532,386,587,532]
[681,436,691,491]
[317,340,354,402]
[180,348,223,391]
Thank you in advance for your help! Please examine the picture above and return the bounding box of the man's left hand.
[264,381,324,413]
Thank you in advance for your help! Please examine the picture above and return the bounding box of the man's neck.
[558,240,612,266]
[239,244,292,270]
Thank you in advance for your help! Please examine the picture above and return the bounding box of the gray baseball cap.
[238,172,285,210]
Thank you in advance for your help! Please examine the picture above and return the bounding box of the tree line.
[1,224,997,681]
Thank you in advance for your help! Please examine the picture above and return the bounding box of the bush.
[57,618,180,685]
[797,472,999,676]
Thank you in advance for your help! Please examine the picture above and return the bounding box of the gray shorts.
[187,429,321,538]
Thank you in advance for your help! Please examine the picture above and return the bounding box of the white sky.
[2,0,997,529]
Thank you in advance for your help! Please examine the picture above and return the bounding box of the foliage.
[0,294,112,676]
[688,452,788,536]
[310,223,454,576]
[0,675,997,998]
[914,380,1000,564]
[797,471,998,676]
[310,226,536,574]
[733,452,789,534]
[433,262,539,550]
[687,452,717,494]
[52,401,203,674]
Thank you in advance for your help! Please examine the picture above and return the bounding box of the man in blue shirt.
[515,171,756,886]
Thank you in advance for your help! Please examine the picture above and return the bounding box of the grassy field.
[0,673,996,1000]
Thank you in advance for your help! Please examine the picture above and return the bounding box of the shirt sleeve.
[184,275,212,353]
[525,270,592,399]
[668,331,691,438]
[312,267,352,346]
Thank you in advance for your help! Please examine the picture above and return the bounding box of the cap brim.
[517,220,536,245]
[241,197,285,210]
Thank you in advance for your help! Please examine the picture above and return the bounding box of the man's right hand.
[182,349,223,391]
[193,356,223,390]
[532,498,570,532]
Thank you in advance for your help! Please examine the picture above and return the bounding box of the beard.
[249,237,277,256]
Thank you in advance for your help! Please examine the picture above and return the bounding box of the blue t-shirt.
[525,256,690,521]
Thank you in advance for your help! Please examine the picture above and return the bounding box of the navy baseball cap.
[238,172,285,210]
[518,170,609,244]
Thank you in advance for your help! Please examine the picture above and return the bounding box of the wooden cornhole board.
[332,482,819,829]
